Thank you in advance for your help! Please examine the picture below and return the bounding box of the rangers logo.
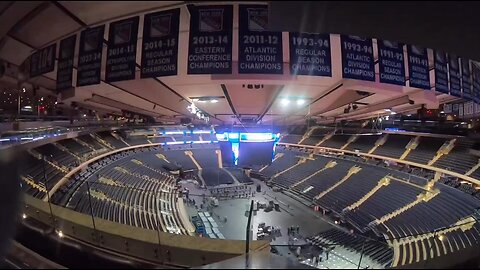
[150,14,171,37]
[247,8,268,31]
[84,29,101,52]
[114,21,132,45]
[199,9,223,32]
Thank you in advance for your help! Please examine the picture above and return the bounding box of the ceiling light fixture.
[280,98,290,106]
[210,99,219,103]
[296,99,305,105]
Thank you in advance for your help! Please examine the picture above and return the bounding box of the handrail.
[278,142,480,186]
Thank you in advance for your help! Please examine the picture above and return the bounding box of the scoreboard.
[216,132,280,166]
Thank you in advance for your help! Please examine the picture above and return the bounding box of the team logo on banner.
[113,21,132,45]
[151,14,171,37]
[199,9,223,32]
[84,29,101,52]
[383,40,400,49]
[61,37,75,59]
[247,8,268,31]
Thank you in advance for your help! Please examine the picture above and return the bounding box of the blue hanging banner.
[187,5,233,74]
[377,40,405,86]
[289,33,331,77]
[433,50,449,94]
[56,35,76,91]
[407,45,430,89]
[30,43,56,78]
[106,16,139,82]
[448,54,462,97]
[472,63,480,104]
[141,8,180,78]
[461,58,472,100]
[238,5,283,74]
[77,25,105,87]
[340,35,375,81]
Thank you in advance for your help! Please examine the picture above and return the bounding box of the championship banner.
[30,43,56,78]
[77,25,105,86]
[407,45,430,89]
[377,40,405,86]
[56,35,76,91]
[433,50,449,94]
[452,103,459,115]
[449,54,462,97]
[464,101,474,116]
[473,63,480,104]
[289,33,331,77]
[461,58,472,100]
[238,5,283,74]
[475,102,480,113]
[141,8,180,78]
[443,103,452,114]
[106,16,139,82]
[187,5,233,74]
[340,35,375,81]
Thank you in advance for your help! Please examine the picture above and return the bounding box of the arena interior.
[0,1,479,269]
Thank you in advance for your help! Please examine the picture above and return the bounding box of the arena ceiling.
[0,1,462,125]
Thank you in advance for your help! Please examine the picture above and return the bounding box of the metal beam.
[221,84,238,116]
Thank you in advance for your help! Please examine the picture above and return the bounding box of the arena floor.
[181,177,334,243]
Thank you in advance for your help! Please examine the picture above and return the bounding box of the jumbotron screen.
[237,141,275,166]
[216,132,279,167]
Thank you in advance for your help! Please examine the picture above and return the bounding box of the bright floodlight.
[22,213,27,219]
[210,99,219,103]
[280,98,290,106]
[296,99,305,105]
[390,111,397,115]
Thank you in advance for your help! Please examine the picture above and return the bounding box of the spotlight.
[296,99,305,105]
[22,213,27,219]
[210,99,219,103]
[280,98,290,106]
[384,108,391,112]
[57,230,64,238]
[390,111,397,115]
